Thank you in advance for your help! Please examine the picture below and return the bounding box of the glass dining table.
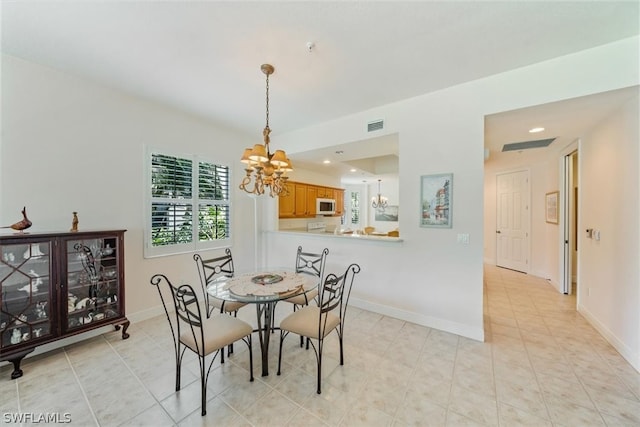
[206,269,317,376]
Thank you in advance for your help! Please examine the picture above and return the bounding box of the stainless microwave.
[316,198,336,215]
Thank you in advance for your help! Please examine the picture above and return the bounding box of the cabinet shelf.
[0,230,129,379]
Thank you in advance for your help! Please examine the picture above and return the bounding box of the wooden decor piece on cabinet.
[0,230,129,379]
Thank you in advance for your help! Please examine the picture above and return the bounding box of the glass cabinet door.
[0,240,53,349]
[65,236,121,332]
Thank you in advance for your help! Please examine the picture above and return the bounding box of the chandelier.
[371,179,388,210]
[239,64,292,197]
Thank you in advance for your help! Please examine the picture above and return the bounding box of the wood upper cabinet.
[278,183,296,217]
[278,181,345,218]
[316,187,330,198]
[294,183,308,216]
[306,186,317,216]
[334,189,345,216]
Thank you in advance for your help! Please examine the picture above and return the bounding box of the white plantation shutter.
[145,150,231,258]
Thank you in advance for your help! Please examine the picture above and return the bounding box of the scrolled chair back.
[150,274,205,355]
[318,263,360,334]
[193,248,235,316]
[295,246,329,280]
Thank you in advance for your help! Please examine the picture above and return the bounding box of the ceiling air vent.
[502,138,556,152]
[367,119,384,132]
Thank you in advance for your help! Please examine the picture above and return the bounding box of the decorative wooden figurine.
[70,212,79,232]
[1,207,32,233]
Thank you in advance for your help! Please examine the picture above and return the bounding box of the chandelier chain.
[265,71,270,131]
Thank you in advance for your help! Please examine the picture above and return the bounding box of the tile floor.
[1,265,639,426]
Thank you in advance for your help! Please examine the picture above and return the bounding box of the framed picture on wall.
[545,191,559,224]
[420,173,453,228]
[375,205,398,221]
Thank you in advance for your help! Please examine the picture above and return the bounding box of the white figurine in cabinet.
[10,328,22,344]
[23,243,45,259]
[17,270,43,293]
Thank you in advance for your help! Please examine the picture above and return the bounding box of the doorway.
[562,148,579,295]
[495,169,530,273]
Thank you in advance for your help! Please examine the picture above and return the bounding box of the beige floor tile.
[300,383,351,426]
[495,376,549,420]
[244,389,300,426]
[498,402,552,426]
[395,391,447,426]
[3,264,639,427]
[545,400,606,426]
[338,400,394,427]
[124,403,177,427]
[448,385,499,426]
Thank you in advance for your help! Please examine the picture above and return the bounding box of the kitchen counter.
[274,229,403,242]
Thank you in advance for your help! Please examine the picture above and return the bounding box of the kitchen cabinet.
[0,230,129,379]
[278,185,296,217]
[294,183,308,216]
[334,189,345,216]
[278,181,345,218]
[306,186,317,216]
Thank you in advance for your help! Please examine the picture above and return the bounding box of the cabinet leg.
[5,349,34,379]
[114,318,130,339]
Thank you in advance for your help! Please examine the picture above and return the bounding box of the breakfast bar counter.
[273,229,403,243]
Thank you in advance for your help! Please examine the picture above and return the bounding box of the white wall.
[2,37,638,364]
[578,95,639,370]
[1,54,258,318]
[266,37,639,344]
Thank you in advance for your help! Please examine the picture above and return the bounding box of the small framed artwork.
[545,191,559,224]
[375,205,399,221]
[420,173,453,228]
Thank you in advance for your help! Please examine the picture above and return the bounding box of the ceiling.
[2,1,639,181]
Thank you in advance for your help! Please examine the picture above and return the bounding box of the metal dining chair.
[150,274,254,416]
[277,263,360,394]
[279,246,329,347]
[194,249,246,361]
[194,249,246,317]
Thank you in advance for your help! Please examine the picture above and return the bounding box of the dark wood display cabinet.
[0,230,129,379]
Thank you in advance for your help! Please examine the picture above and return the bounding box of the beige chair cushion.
[209,296,246,313]
[279,306,340,340]
[283,288,318,306]
[180,314,252,356]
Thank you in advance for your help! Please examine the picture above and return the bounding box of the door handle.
[496,230,501,234]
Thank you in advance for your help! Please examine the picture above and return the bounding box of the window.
[350,191,360,225]
[145,150,231,257]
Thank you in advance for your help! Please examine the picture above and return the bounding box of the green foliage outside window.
[150,154,230,248]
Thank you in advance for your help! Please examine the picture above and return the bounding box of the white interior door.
[496,170,530,273]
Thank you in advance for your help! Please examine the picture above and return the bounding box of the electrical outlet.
[457,233,470,244]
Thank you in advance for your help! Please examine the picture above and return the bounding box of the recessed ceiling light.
[529,127,545,133]
[323,160,331,164]
[350,168,357,172]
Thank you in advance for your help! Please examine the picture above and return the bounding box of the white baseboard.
[350,297,485,342]
[578,303,639,373]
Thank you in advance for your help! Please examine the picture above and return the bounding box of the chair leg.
[175,347,182,392]
[317,338,323,394]
[199,356,207,416]
[248,335,254,382]
[277,330,285,375]
[175,361,181,392]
